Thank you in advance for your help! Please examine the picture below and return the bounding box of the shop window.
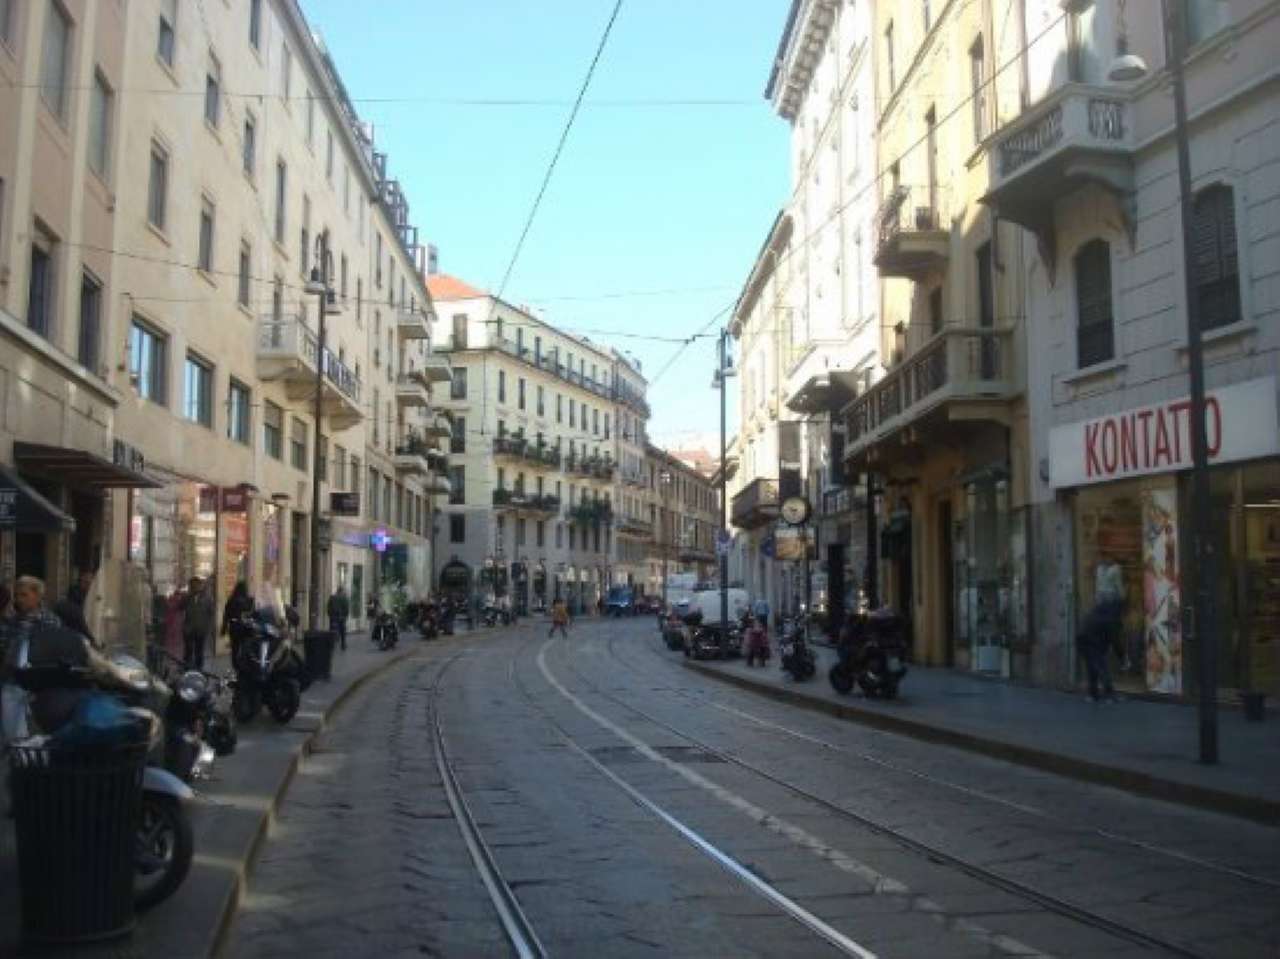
[1191,184,1241,332]
[450,514,465,543]
[1075,239,1114,367]
[263,400,283,459]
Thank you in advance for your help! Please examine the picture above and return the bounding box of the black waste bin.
[304,629,335,682]
[8,740,148,944]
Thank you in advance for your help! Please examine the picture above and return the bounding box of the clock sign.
[780,496,810,526]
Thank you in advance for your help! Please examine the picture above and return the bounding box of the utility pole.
[717,329,731,640]
[660,468,671,607]
[306,232,332,634]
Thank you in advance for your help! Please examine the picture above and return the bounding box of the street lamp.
[659,468,672,606]
[712,330,736,640]
[305,232,339,649]
[1108,3,1217,763]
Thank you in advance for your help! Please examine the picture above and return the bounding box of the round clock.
[780,496,810,526]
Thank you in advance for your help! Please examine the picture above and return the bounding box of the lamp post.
[304,231,338,675]
[659,468,672,606]
[713,329,736,640]
[1108,1,1217,763]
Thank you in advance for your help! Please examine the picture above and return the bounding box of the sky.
[299,0,793,450]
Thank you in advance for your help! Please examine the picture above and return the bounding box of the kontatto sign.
[1049,376,1278,488]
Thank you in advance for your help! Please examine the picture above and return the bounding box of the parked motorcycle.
[230,610,307,724]
[149,649,236,780]
[13,636,196,911]
[830,608,908,699]
[372,609,399,650]
[779,625,816,680]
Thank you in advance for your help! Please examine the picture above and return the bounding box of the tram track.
[520,626,1248,959]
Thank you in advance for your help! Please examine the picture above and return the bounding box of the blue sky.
[300,0,792,448]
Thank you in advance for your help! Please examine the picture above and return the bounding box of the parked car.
[605,586,636,616]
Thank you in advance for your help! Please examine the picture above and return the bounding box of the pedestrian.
[1079,552,1124,703]
[183,577,215,669]
[744,616,770,667]
[327,586,350,651]
[65,569,94,612]
[53,569,97,647]
[596,594,604,618]
[549,597,570,638]
[221,580,254,661]
[164,584,187,663]
[2,576,62,743]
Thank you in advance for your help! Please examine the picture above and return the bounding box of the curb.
[682,659,1280,827]
[204,637,446,959]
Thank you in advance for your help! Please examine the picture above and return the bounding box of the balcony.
[422,414,453,441]
[617,515,653,537]
[256,318,363,429]
[843,324,1018,468]
[416,354,452,385]
[569,499,613,527]
[565,454,615,482]
[731,478,778,530]
[983,85,1134,271]
[394,372,430,408]
[493,435,563,470]
[392,435,434,475]
[396,308,430,340]
[423,473,452,496]
[874,185,950,280]
[492,489,561,515]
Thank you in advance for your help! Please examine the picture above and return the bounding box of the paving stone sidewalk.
[0,630,459,958]
[684,641,1280,824]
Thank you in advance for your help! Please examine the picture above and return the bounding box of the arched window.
[1075,239,1114,368]
[1191,184,1241,332]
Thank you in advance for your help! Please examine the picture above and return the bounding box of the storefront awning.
[0,465,76,532]
[13,442,161,489]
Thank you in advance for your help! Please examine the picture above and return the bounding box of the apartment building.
[0,0,445,645]
[645,444,719,595]
[427,273,648,614]
[983,0,1280,698]
[612,349,651,589]
[730,0,883,627]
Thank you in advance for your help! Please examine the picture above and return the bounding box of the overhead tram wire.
[477,0,627,438]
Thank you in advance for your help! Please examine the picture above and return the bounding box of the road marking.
[537,641,1054,959]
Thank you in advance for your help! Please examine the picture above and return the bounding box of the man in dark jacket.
[327,587,350,651]
[183,577,215,669]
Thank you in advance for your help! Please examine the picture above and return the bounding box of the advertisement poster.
[1142,487,1182,694]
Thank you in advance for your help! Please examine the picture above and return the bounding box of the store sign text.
[1049,377,1279,488]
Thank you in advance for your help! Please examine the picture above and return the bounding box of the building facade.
[644,444,719,596]
[427,274,649,615]
[1,0,446,647]
[984,0,1280,698]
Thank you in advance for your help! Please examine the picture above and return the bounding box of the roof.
[425,273,488,301]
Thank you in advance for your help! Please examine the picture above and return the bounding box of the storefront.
[1050,377,1280,698]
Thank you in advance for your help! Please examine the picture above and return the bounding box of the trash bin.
[303,629,335,682]
[1243,692,1266,722]
[8,740,148,943]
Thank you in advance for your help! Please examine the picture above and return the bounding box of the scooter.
[371,609,399,650]
[779,624,816,680]
[230,610,307,723]
[830,609,909,699]
[13,640,196,912]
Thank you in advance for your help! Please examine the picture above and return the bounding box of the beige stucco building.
[1,0,446,647]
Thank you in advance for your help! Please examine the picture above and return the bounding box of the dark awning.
[13,442,160,489]
[0,465,76,532]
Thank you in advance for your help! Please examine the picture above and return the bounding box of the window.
[319,435,328,482]
[448,466,464,505]
[184,354,213,427]
[243,113,256,176]
[1075,240,1114,367]
[333,444,346,489]
[557,394,563,423]
[518,377,526,410]
[536,521,545,548]
[592,409,599,434]
[498,370,507,403]
[204,55,221,127]
[78,271,101,372]
[929,287,943,336]
[368,468,379,521]
[452,312,468,348]
[248,0,261,49]
[375,234,383,287]
[884,20,895,92]
[41,1,72,119]
[148,141,169,230]
[280,43,292,101]
[88,72,113,177]
[0,0,14,47]
[923,0,932,32]
[274,160,286,243]
[343,165,351,213]
[272,276,283,321]
[371,389,380,442]
[263,401,283,458]
[290,417,308,471]
[305,91,315,147]
[1184,0,1224,47]
[450,514,465,544]
[157,0,176,67]
[228,379,250,444]
[130,319,167,404]
[27,233,54,337]
[326,130,334,182]
[1192,185,1241,332]
[534,335,542,363]
[300,195,311,277]
[197,198,215,273]
[340,254,348,301]
[238,241,251,306]
[970,36,988,143]
[569,399,576,428]
[537,385,545,416]
[603,413,610,440]
[556,523,563,549]
[516,518,526,548]
[451,416,466,454]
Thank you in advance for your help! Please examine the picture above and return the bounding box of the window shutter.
[1192,189,1223,284]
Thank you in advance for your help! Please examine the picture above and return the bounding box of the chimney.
[426,244,439,276]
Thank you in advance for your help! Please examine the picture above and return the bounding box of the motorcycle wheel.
[135,794,193,911]
[829,664,854,695]
[267,678,301,724]
[232,687,260,723]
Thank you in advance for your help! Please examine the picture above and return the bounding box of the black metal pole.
[719,330,729,638]
[865,473,879,610]
[308,235,328,633]
[1166,0,1217,763]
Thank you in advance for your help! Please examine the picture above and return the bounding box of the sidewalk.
[684,643,1280,825]
[0,630,451,958]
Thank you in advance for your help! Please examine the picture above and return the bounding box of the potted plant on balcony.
[493,487,512,506]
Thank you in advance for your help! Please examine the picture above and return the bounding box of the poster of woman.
[1142,488,1182,693]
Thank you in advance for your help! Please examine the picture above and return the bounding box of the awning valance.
[13,442,160,489]
[0,466,76,532]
